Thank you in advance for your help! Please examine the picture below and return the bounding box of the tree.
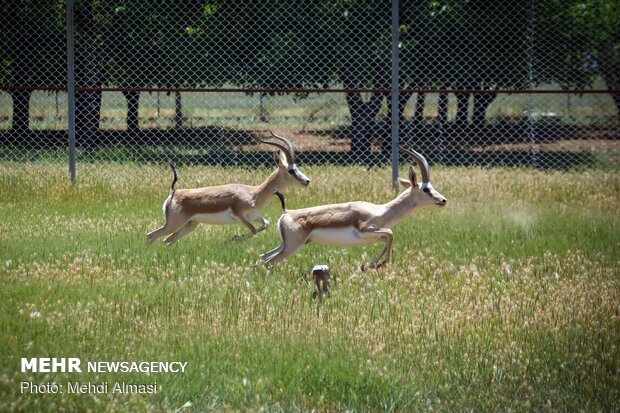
[73,0,122,144]
[326,0,391,157]
[66,0,393,154]
[104,0,263,135]
[104,1,168,136]
[588,1,620,118]
[533,0,619,120]
[0,0,65,139]
[189,0,391,157]
[401,0,530,129]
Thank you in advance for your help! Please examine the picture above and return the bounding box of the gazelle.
[146,132,310,245]
[261,147,447,269]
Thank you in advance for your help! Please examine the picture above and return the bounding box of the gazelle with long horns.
[147,132,310,245]
[261,148,447,269]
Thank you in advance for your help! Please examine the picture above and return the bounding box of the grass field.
[0,163,619,412]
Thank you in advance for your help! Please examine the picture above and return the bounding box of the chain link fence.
[1,0,618,180]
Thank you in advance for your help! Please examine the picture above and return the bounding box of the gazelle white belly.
[309,227,376,246]
[191,210,235,225]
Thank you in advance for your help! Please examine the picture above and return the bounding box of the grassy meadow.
[0,162,618,412]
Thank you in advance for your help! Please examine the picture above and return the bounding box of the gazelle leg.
[374,235,393,269]
[254,216,270,233]
[261,242,304,266]
[233,216,270,242]
[260,244,283,262]
[259,220,287,262]
[230,212,258,242]
[163,221,198,245]
[358,228,393,270]
[146,214,188,244]
[260,229,308,267]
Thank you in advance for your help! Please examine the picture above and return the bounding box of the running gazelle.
[147,132,310,245]
[261,147,446,269]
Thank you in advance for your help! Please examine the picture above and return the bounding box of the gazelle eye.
[423,187,430,193]
[288,169,295,175]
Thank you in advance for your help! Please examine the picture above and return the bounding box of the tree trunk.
[472,93,497,126]
[7,3,33,143]
[385,91,412,127]
[75,91,102,145]
[348,100,371,158]
[344,75,384,159]
[413,93,426,124]
[437,93,449,126]
[259,93,268,122]
[601,76,620,122]
[9,90,32,137]
[74,0,118,146]
[346,94,384,158]
[384,92,412,155]
[613,95,620,123]
[124,91,140,136]
[598,52,620,122]
[455,92,470,126]
[435,92,449,150]
[75,1,102,146]
[175,92,183,128]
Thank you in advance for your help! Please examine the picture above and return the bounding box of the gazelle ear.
[273,151,281,165]
[408,166,417,186]
[397,177,412,188]
[278,150,289,166]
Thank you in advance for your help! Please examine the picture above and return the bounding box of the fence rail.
[2,86,619,94]
[1,0,618,180]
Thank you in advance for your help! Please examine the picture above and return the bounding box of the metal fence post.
[66,0,76,183]
[390,0,400,189]
[527,0,538,169]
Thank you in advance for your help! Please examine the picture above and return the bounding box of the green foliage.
[202,2,220,18]
[535,0,620,90]
[0,0,66,86]
[1,0,617,91]
[401,0,530,89]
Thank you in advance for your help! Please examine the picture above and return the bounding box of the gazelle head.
[398,147,447,208]
[259,131,311,187]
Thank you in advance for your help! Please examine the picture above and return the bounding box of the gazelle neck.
[254,168,285,211]
[379,189,417,228]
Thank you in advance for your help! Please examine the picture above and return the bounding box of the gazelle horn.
[399,146,430,183]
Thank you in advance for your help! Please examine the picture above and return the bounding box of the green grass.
[0,163,619,412]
